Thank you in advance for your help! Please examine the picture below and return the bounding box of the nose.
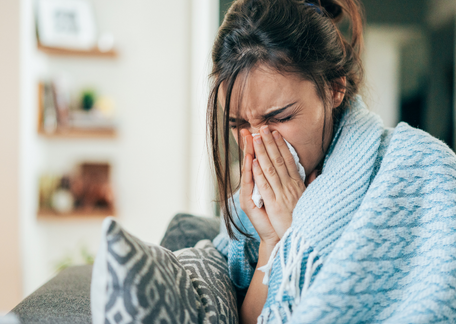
[248,124,263,135]
[249,124,275,136]
[249,128,260,136]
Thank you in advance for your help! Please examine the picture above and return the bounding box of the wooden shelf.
[37,42,118,58]
[38,127,117,139]
[38,208,115,221]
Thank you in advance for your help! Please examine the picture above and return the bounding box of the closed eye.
[229,121,249,130]
[231,115,294,129]
[268,115,294,123]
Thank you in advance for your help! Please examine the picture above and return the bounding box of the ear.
[331,76,346,108]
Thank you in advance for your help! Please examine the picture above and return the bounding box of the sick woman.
[209,0,456,323]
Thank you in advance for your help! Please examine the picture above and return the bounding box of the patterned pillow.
[91,217,238,324]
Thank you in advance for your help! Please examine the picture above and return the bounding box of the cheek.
[231,129,238,143]
[230,129,242,149]
[271,124,301,144]
[300,110,326,144]
[277,121,322,158]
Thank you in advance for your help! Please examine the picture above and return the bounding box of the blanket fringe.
[257,302,293,324]
[257,307,270,324]
[257,227,292,285]
[258,227,322,309]
[276,231,310,303]
[301,250,322,300]
[272,304,282,323]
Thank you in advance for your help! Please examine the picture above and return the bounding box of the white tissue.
[251,134,306,208]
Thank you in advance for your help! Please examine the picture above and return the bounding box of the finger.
[240,153,255,205]
[273,131,302,180]
[253,134,282,192]
[252,158,276,202]
[241,153,254,189]
[240,154,266,212]
[241,129,254,157]
[260,126,289,180]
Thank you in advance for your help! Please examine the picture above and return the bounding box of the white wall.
[19,0,48,299]
[364,26,423,128]
[188,0,219,217]
[0,0,22,312]
[364,27,401,127]
[18,0,218,297]
[427,0,456,29]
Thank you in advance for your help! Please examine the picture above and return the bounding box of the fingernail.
[262,126,270,134]
[273,131,280,139]
[253,159,258,167]
[254,136,262,144]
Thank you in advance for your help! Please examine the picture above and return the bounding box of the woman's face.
[219,64,344,177]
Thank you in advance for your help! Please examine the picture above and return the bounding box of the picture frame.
[36,0,97,50]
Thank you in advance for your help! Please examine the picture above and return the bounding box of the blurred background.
[0,0,455,313]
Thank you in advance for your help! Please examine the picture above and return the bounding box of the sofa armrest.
[11,265,92,324]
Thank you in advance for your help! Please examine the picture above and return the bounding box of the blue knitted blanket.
[213,96,456,323]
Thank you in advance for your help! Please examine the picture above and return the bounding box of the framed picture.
[36,0,97,50]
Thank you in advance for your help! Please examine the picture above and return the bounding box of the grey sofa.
[9,214,221,324]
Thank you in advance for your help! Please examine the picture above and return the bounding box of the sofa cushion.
[91,217,237,324]
[160,213,220,252]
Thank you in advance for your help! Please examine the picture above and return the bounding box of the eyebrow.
[229,101,298,123]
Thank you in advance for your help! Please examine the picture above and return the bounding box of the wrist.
[276,219,292,239]
[260,238,280,251]
[257,239,279,268]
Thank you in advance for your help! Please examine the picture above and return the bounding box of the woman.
[209,0,456,323]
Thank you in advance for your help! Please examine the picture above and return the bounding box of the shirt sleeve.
[212,191,260,300]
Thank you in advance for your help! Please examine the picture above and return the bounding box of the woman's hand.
[239,126,307,241]
[240,129,280,246]
[239,126,311,324]
[252,125,306,238]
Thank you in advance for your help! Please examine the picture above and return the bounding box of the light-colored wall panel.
[0,0,22,312]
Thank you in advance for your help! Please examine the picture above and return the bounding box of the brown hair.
[207,0,365,239]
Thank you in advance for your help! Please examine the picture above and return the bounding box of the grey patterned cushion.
[91,217,238,324]
[160,213,220,252]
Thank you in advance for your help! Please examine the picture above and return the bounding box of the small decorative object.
[71,163,114,211]
[69,93,116,129]
[97,32,115,52]
[69,109,116,129]
[51,176,74,213]
[81,90,96,111]
[36,0,97,50]
[39,174,60,209]
[95,96,115,118]
[52,75,71,128]
[41,82,58,133]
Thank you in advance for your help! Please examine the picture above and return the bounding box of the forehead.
[219,65,307,119]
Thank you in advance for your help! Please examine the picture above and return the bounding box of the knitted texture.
[213,96,456,323]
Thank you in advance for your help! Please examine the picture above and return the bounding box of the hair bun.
[319,0,343,21]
